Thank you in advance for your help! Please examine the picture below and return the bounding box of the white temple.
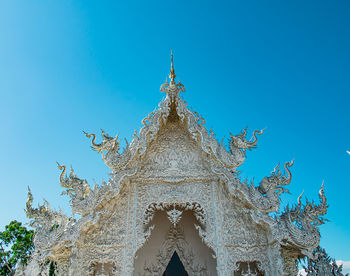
[20,52,328,275]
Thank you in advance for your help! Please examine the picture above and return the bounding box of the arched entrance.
[134,205,217,276]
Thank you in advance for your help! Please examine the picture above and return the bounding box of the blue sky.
[0,0,349,264]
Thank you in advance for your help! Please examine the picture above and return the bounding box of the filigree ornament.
[166,207,183,227]
[235,262,262,276]
[88,261,117,276]
[144,202,206,231]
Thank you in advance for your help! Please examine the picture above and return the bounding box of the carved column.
[122,183,136,275]
[266,243,284,275]
[213,181,226,276]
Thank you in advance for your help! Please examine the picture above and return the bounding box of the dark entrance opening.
[162,251,189,276]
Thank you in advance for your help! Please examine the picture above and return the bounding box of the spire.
[169,49,176,86]
[160,50,185,98]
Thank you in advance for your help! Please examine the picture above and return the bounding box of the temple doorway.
[134,206,217,276]
[162,251,189,276]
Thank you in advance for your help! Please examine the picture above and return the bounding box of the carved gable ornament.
[20,52,328,276]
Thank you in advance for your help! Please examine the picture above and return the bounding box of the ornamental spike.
[169,49,176,86]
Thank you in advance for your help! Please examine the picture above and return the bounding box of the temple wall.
[42,171,284,275]
[216,183,284,275]
[65,185,132,275]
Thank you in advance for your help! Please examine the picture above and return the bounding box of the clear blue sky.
[1,0,349,263]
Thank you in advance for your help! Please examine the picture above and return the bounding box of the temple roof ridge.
[83,53,267,179]
[80,54,273,214]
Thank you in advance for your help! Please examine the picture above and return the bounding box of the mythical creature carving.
[213,128,264,171]
[57,163,90,199]
[230,127,264,151]
[57,162,100,216]
[83,129,119,153]
[228,128,264,166]
[25,187,70,251]
[246,160,294,213]
[84,130,131,171]
[280,184,328,255]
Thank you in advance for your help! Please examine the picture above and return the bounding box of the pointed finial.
[169,49,176,86]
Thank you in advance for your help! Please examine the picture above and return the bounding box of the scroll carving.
[144,202,206,231]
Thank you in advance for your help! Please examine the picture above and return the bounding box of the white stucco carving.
[19,52,328,275]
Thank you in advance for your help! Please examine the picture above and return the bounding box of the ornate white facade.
[20,53,328,275]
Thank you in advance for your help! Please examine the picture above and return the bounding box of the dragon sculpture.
[83,129,119,154]
[83,129,131,172]
[57,163,99,216]
[246,160,294,213]
[281,183,328,254]
[230,127,264,151]
[25,187,70,250]
[214,128,264,170]
[57,163,90,199]
[229,127,264,168]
